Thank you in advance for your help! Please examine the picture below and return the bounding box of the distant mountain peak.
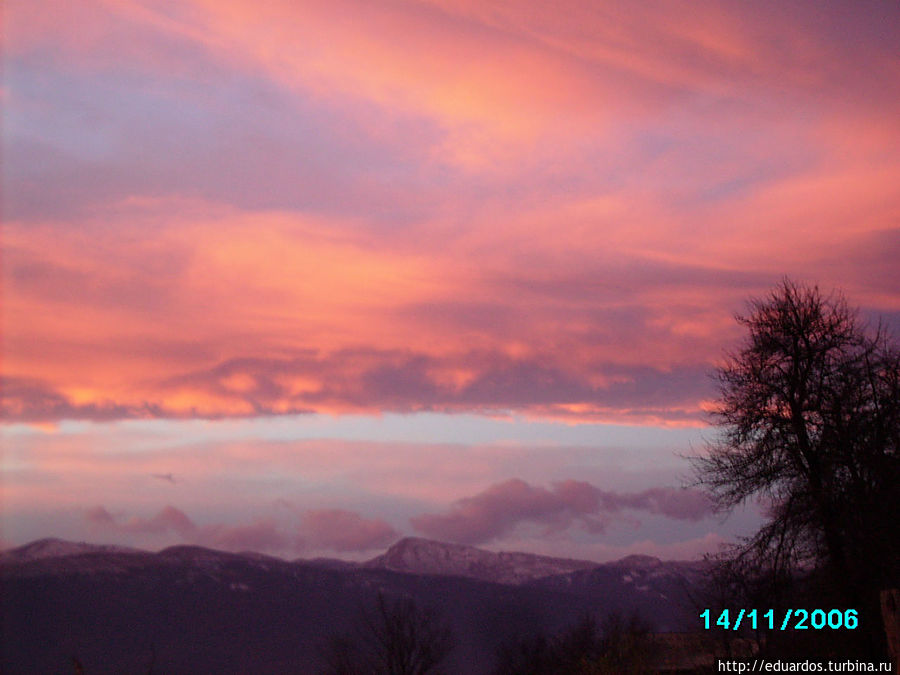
[380,536,476,558]
[3,535,708,672]
[366,536,600,585]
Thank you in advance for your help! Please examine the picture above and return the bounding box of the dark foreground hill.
[0,537,705,674]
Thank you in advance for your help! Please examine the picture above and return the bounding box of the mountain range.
[1,537,708,674]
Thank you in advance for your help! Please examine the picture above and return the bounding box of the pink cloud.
[83,504,398,555]
[608,487,714,521]
[411,479,713,545]
[3,0,899,431]
[5,202,897,425]
[85,505,118,528]
[299,509,399,553]
[86,505,198,537]
[137,505,198,536]
[204,520,288,553]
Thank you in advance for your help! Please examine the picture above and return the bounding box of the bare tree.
[320,593,455,675]
[692,279,899,654]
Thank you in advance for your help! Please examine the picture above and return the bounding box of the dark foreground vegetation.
[0,543,698,674]
[692,279,899,665]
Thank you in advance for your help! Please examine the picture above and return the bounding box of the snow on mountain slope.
[0,538,141,564]
[1,535,705,591]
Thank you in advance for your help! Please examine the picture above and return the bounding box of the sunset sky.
[3,0,899,561]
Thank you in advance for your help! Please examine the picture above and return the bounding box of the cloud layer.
[3,0,900,426]
[79,479,713,556]
[85,504,397,555]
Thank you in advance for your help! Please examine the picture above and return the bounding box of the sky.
[2,0,899,562]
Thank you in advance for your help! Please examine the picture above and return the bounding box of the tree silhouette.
[319,593,455,675]
[692,279,899,656]
[492,612,653,674]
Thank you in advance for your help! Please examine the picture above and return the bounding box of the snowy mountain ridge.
[0,537,140,563]
[364,536,603,585]
[1,536,703,588]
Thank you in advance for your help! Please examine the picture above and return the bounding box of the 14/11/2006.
[700,608,858,631]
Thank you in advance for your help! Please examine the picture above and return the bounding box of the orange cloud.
[5,188,898,424]
[3,1,899,425]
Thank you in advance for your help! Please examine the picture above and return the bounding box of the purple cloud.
[614,487,714,521]
[84,504,398,554]
[86,504,197,537]
[411,479,713,545]
[1,376,161,423]
[125,505,197,537]
[85,505,118,527]
[205,520,288,553]
[410,480,584,544]
[299,509,399,553]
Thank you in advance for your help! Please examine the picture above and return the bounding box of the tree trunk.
[882,589,900,675]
